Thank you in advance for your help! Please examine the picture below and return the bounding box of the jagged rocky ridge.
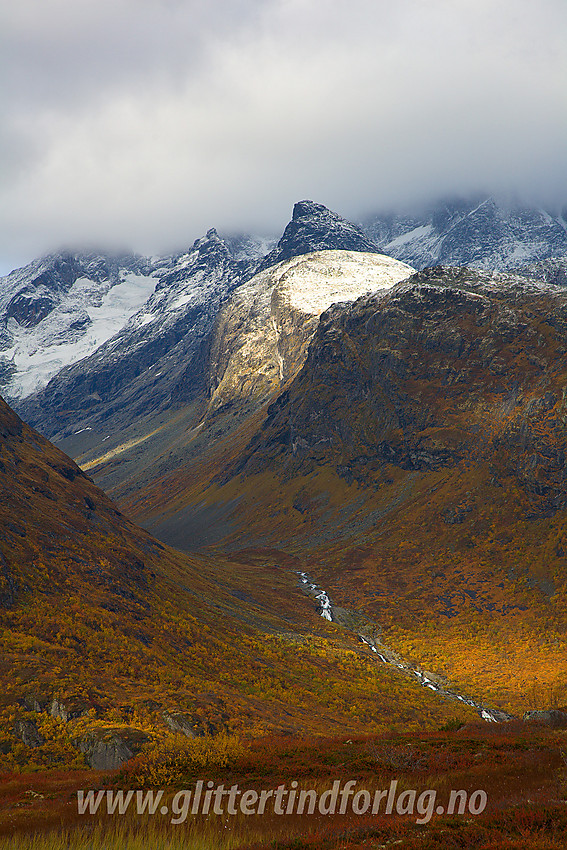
[361,196,567,271]
[9,196,567,451]
[15,201,388,443]
[15,230,255,439]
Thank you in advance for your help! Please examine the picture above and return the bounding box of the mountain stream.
[297,571,511,724]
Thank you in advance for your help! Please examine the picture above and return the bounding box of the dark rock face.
[523,709,567,729]
[1,251,150,330]
[6,291,57,328]
[257,200,380,272]
[361,196,567,272]
[0,250,155,405]
[515,258,567,288]
[13,719,45,748]
[205,250,412,421]
[50,697,90,722]
[75,728,149,769]
[86,739,133,770]
[3,255,81,332]
[236,266,567,513]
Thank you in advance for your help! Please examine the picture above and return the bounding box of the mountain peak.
[291,199,329,220]
[256,200,381,273]
[190,227,223,252]
[361,194,567,271]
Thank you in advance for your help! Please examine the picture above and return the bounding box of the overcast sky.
[1,0,566,273]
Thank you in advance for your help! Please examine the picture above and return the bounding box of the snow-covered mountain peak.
[12,196,567,452]
[361,195,567,272]
[256,199,381,273]
[14,229,255,439]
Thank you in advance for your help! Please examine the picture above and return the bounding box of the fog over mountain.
[1,0,566,273]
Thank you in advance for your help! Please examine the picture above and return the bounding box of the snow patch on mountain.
[14,229,255,441]
[1,271,156,399]
[386,224,434,249]
[282,251,414,315]
[361,196,567,272]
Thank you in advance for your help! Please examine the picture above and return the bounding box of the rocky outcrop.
[75,728,150,770]
[13,719,45,748]
[257,200,381,272]
[50,697,90,722]
[162,711,198,738]
[523,709,567,729]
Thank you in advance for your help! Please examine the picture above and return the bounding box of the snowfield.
[235,250,415,318]
[1,270,156,399]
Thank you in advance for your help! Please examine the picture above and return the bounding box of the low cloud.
[1,0,566,270]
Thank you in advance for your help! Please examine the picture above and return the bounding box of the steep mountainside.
[361,196,567,271]
[0,393,160,611]
[207,250,414,418]
[514,257,567,287]
[237,267,567,507]
[65,249,413,510]
[116,266,567,715]
[16,230,255,442]
[0,251,155,401]
[0,393,474,772]
[10,197,567,453]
